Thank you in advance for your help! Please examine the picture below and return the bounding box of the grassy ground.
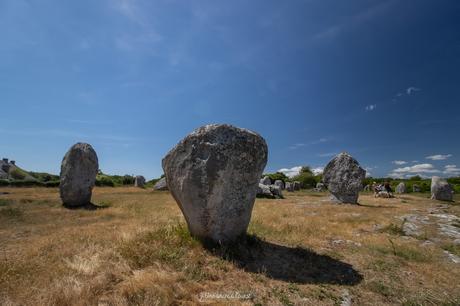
[0,187,459,305]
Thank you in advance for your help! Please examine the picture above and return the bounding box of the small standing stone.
[59,143,99,207]
[274,180,285,190]
[153,177,168,191]
[322,152,366,204]
[431,176,454,201]
[134,175,146,187]
[396,182,407,194]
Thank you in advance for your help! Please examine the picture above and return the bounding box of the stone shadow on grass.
[204,235,363,285]
[63,202,109,210]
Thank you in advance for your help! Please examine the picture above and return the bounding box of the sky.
[1,0,460,179]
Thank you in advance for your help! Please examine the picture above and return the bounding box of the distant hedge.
[0,179,60,187]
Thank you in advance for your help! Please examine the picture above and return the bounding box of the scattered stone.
[257,183,275,198]
[315,182,326,192]
[162,124,268,243]
[260,176,271,186]
[59,143,99,208]
[134,175,146,187]
[274,180,285,190]
[375,191,393,198]
[153,177,168,191]
[444,250,460,264]
[322,152,366,204]
[396,182,406,194]
[340,289,352,306]
[420,240,434,247]
[269,185,283,198]
[431,176,454,201]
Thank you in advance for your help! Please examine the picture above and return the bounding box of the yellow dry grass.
[0,187,459,305]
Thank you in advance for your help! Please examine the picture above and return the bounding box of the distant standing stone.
[293,181,301,191]
[285,182,294,192]
[322,152,366,204]
[257,183,274,198]
[316,182,326,191]
[396,182,406,194]
[134,175,146,187]
[60,143,98,207]
[153,177,168,191]
[412,184,421,193]
[162,124,268,243]
[274,180,285,190]
[260,176,271,186]
[431,176,454,201]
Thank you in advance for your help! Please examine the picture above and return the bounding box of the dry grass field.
[0,187,459,305]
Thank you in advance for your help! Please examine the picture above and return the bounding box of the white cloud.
[365,104,377,111]
[312,167,324,175]
[392,160,407,165]
[444,165,460,176]
[426,154,452,161]
[392,163,439,174]
[406,87,421,95]
[277,166,302,178]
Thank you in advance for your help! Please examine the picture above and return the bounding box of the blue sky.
[1,0,460,179]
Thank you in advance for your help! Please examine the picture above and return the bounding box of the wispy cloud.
[389,164,441,177]
[426,154,452,161]
[444,165,460,176]
[365,104,377,111]
[406,86,421,95]
[392,160,407,165]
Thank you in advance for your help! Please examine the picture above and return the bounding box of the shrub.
[263,172,288,183]
[10,169,26,180]
[95,177,115,187]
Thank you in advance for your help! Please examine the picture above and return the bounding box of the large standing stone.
[60,143,98,207]
[274,180,285,190]
[322,152,366,204]
[396,182,406,194]
[260,176,271,186]
[162,124,268,243]
[134,175,146,187]
[153,177,168,191]
[431,176,454,201]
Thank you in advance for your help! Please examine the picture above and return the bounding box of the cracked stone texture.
[59,143,99,207]
[322,152,366,204]
[162,124,268,243]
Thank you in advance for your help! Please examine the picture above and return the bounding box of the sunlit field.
[1,187,459,305]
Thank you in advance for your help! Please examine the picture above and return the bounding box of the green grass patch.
[381,219,406,236]
[0,199,11,207]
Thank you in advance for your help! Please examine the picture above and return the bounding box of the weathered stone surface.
[269,185,284,198]
[134,175,146,187]
[257,183,274,198]
[431,176,454,201]
[396,182,406,194]
[162,124,268,243]
[322,152,366,204]
[293,181,301,191]
[260,176,271,186]
[285,182,294,192]
[153,177,168,191]
[274,180,285,190]
[60,143,98,207]
[315,182,326,191]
